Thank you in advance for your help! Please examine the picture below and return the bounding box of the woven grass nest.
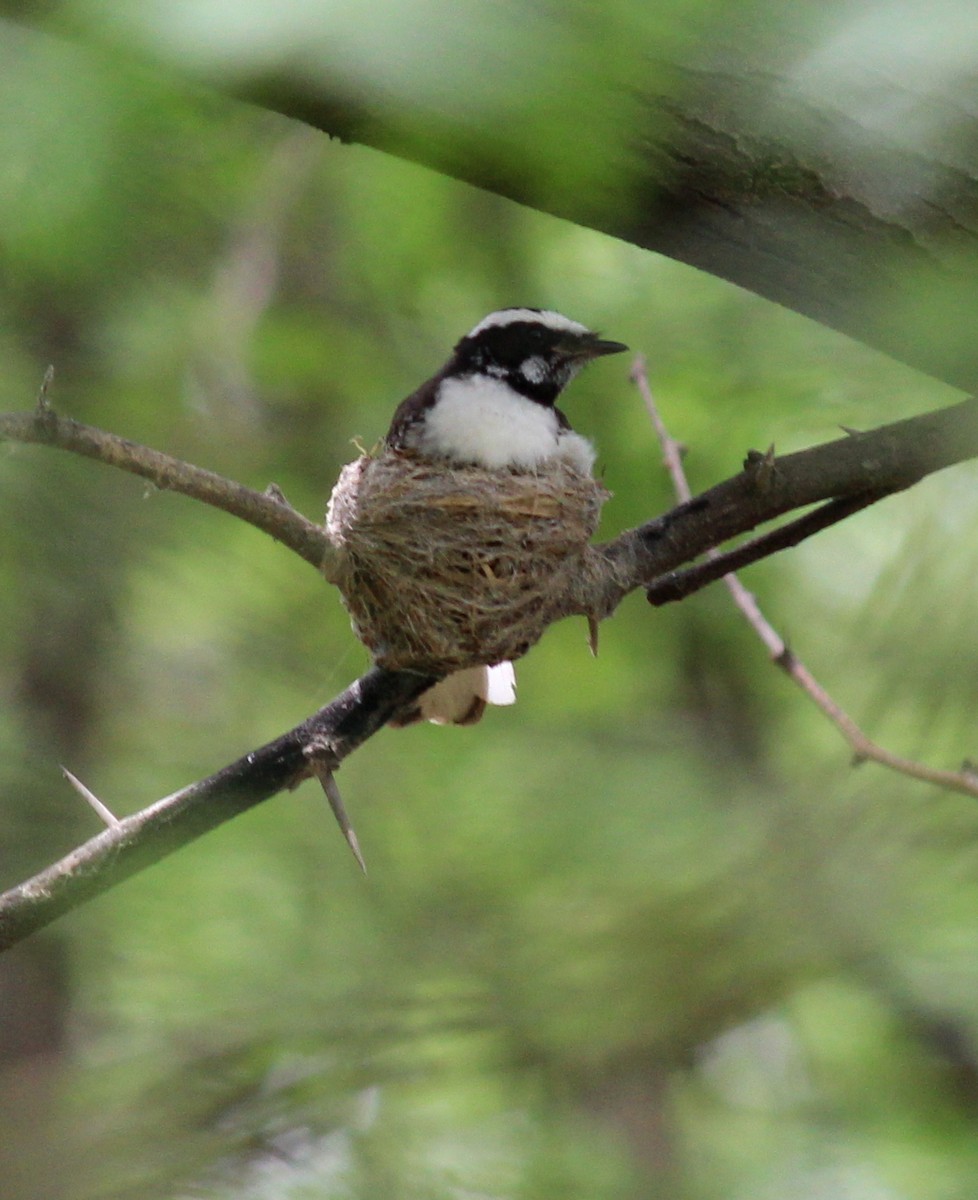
[326,448,610,672]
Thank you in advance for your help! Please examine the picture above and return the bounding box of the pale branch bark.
[772,646,978,799]
[14,0,978,403]
[634,359,978,802]
[2,389,978,949]
[0,667,434,951]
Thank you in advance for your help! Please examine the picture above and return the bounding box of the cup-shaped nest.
[326,448,609,672]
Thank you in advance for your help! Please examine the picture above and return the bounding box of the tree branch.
[8,16,978,388]
[224,57,978,391]
[579,393,978,619]
[0,405,336,578]
[2,388,978,949]
[0,666,434,951]
[633,358,978,802]
[644,491,887,606]
[6,393,978,622]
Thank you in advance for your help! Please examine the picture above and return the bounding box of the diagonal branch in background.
[3,383,978,950]
[631,357,978,802]
[6,13,978,390]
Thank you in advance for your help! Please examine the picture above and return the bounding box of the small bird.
[385,307,627,726]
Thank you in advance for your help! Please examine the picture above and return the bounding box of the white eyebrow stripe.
[466,309,590,339]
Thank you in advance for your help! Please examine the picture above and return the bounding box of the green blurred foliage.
[2,9,978,1200]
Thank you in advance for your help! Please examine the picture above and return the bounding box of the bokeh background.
[3,5,978,1198]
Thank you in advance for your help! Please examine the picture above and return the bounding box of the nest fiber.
[326,449,609,672]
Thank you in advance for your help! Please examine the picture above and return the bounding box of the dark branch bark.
[0,667,434,951]
[644,491,888,606]
[635,357,978,803]
[6,394,978,625]
[583,394,978,617]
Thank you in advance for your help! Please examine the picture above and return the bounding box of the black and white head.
[451,308,628,405]
[386,308,627,474]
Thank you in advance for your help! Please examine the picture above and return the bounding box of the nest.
[325,448,610,672]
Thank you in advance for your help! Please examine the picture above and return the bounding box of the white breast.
[415,376,594,472]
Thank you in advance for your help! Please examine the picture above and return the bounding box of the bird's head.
[450,308,628,404]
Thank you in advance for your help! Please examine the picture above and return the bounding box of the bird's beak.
[587,336,629,358]
[564,333,629,360]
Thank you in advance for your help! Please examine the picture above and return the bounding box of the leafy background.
[2,6,978,1199]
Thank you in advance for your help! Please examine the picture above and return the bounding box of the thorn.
[839,425,863,437]
[318,768,367,873]
[61,765,120,827]
[743,444,778,492]
[587,615,600,657]
[264,482,290,505]
[36,365,56,413]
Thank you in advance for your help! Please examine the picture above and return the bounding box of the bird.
[383,307,627,726]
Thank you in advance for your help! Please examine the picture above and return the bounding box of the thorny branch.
[631,354,978,802]
[0,667,434,950]
[2,375,978,949]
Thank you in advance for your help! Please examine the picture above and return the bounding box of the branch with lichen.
[2,376,978,950]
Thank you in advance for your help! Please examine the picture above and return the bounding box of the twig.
[772,646,978,797]
[631,356,978,801]
[645,492,885,605]
[36,364,55,411]
[0,407,335,577]
[582,388,978,622]
[635,351,888,606]
[633,354,692,503]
